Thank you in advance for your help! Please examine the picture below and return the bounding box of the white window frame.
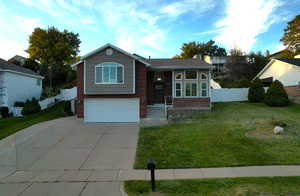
[184,70,198,80]
[95,62,124,84]
[174,71,183,80]
[184,81,198,97]
[200,81,208,97]
[174,81,182,98]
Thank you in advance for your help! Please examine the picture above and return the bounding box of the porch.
[144,70,211,121]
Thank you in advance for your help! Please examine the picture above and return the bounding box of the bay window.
[95,63,123,84]
[175,82,182,97]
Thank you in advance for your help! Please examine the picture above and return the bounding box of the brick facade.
[173,98,210,108]
[284,85,300,97]
[77,62,84,118]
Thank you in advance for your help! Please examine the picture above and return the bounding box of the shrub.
[0,107,9,118]
[248,78,265,102]
[21,98,41,115]
[64,101,73,116]
[264,80,289,106]
[14,101,25,107]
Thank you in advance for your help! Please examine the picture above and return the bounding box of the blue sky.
[0,0,299,60]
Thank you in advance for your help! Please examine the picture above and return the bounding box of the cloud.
[18,0,62,16]
[0,38,28,60]
[214,0,282,52]
[160,0,216,18]
[15,16,41,33]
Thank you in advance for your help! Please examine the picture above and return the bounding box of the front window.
[200,82,208,97]
[185,70,197,79]
[175,82,182,97]
[185,82,197,97]
[95,63,123,84]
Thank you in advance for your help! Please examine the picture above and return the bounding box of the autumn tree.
[27,27,81,89]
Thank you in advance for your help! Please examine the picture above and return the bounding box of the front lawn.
[125,177,300,196]
[0,102,67,140]
[135,102,300,169]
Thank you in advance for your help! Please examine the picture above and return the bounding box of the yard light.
[147,158,156,192]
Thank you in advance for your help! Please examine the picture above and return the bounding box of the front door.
[154,82,164,103]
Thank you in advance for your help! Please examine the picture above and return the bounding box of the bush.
[264,80,289,106]
[64,101,73,116]
[248,78,265,102]
[21,98,41,115]
[0,107,9,118]
[14,101,25,107]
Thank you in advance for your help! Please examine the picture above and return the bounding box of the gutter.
[0,69,44,79]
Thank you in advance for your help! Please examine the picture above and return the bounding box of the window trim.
[184,81,198,97]
[174,81,182,98]
[174,71,183,80]
[184,70,198,80]
[95,62,124,84]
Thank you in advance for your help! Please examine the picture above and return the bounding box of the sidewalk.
[1,166,300,195]
[1,166,300,184]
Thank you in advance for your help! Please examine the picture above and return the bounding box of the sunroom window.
[175,72,182,80]
[185,82,197,97]
[200,82,208,97]
[95,63,123,84]
[185,70,197,79]
[175,82,182,97]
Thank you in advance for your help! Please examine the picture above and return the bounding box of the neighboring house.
[72,43,213,123]
[9,55,27,66]
[255,57,300,102]
[0,58,43,110]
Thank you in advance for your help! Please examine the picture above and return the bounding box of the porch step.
[146,105,166,120]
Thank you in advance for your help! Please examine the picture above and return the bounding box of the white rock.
[273,126,284,135]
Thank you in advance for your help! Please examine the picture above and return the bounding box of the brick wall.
[173,98,210,108]
[135,62,147,118]
[284,85,300,97]
[77,62,84,118]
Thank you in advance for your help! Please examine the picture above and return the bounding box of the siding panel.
[85,47,134,94]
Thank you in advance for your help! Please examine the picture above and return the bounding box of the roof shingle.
[0,58,42,78]
[145,58,212,70]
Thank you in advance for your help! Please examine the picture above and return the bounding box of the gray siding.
[85,47,135,94]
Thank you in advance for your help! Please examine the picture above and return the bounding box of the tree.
[248,79,265,102]
[26,27,81,89]
[280,15,300,52]
[177,40,227,59]
[23,59,40,72]
[264,80,289,107]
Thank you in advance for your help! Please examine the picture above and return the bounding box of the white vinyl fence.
[38,87,77,110]
[212,88,249,102]
[212,87,268,102]
[11,87,77,115]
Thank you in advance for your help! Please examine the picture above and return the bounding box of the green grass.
[0,102,67,140]
[125,177,300,196]
[135,102,300,169]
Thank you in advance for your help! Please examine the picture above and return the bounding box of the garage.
[84,98,140,122]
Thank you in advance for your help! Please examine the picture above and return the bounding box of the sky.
[0,0,299,60]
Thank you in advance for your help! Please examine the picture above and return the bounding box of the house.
[72,43,213,123]
[255,56,300,103]
[0,58,43,110]
[8,55,27,66]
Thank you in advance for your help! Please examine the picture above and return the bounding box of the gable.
[259,59,300,86]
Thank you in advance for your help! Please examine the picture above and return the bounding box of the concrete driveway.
[0,117,139,195]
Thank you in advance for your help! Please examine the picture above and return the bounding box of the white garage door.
[84,98,140,122]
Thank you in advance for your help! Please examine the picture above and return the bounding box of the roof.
[146,58,212,70]
[0,58,43,78]
[277,58,300,66]
[71,43,150,68]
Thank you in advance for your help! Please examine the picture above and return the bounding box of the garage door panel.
[84,98,139,122]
